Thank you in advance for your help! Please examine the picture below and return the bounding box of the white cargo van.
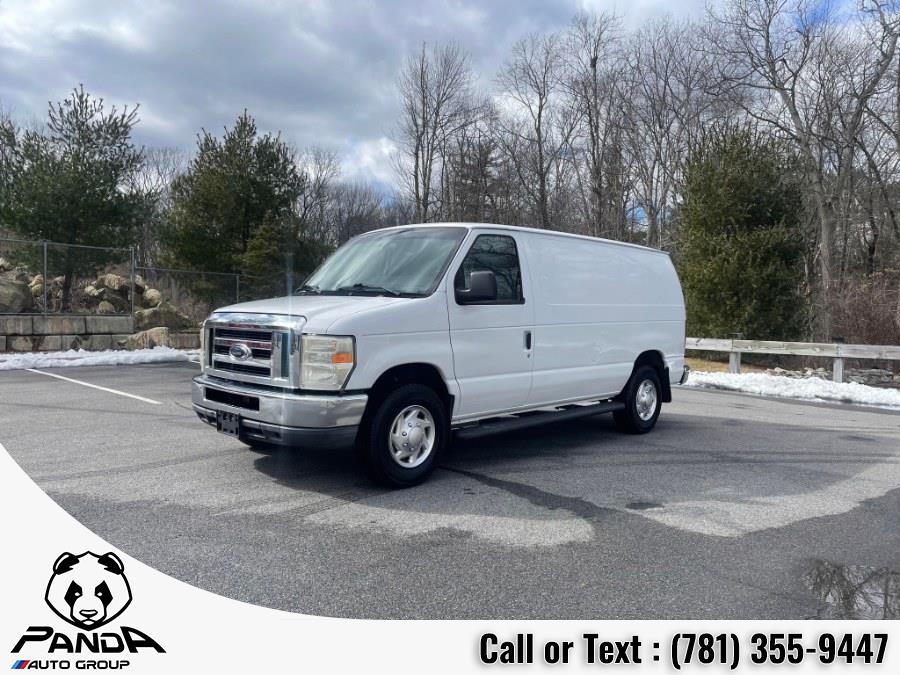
[192,223,687,486]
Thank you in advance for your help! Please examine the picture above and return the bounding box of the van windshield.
[298,227,467,297]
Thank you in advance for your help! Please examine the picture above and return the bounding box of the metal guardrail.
[686,337,900,383]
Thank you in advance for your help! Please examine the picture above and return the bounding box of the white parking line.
[25,368,163,405]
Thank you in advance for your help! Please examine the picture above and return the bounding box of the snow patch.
[685,370,900,409]
[0,347,200,371]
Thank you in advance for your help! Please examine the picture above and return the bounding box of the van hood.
[212,294,406,333]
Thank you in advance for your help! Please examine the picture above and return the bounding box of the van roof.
[366,222,671,257]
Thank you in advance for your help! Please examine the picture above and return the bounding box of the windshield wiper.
[336,283,402,297]
[295,283,321,295]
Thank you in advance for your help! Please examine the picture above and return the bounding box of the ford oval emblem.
[229,343,253,361]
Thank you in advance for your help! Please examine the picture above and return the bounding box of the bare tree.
[857,92,900,273]
[130,146,186,266]
[325,181,385,244]
[496,32,581,229]
[566,11,626,237]
[707,0,899,334]
[297,146,339,241]
[395,42,478,222]
[621,18,715,249]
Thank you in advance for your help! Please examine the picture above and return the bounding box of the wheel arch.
[632,350,671,403]
[362,363,455,423]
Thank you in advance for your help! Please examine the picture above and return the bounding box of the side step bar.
[453,400,625,441]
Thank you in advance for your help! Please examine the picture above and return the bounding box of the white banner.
[1,444,896,674]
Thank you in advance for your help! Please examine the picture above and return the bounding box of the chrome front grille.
[213,343,272,359]
[203,313,304,388]
[214,327,275,343]
[212,360,271,377]
[211,326,274,379]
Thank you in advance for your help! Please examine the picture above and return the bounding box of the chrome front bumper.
[192,374,367,448]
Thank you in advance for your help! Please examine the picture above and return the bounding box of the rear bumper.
[191,375,366,448]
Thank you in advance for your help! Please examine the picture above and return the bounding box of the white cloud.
[341,136,398,187]
[0,0,719,182]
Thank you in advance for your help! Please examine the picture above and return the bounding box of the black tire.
[359,383,448,488]
[613,365,662,434]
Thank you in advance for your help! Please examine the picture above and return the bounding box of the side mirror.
[456,270,498,304]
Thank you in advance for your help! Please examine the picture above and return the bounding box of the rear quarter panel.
[522,232,685,404]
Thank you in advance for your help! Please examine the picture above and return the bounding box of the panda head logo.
[44,552,132,631]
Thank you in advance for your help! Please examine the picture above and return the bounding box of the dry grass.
[685,356,768,373]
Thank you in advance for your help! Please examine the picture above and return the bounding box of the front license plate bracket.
[216,411,240,437]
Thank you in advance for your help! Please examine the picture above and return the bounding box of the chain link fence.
[0,238,47,312]
[136,266,241,326]
[0,238,241,326]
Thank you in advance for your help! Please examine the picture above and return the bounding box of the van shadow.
[250,443,372,491]
[249,410,900,520]
[448,414,625,464]
[249,415,628,497]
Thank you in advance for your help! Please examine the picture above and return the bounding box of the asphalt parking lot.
[2,361,899,619]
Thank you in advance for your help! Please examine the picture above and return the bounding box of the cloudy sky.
[0,0,708,187]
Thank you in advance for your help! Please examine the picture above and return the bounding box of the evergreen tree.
[238,212,331,299]
[0,86,144,309]
[163,111,306,276]
[676,127,806,340]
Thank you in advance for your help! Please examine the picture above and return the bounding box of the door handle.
[524,330,532,351]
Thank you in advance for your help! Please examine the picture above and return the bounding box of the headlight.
[299,335,355,390]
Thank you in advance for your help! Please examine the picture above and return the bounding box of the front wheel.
[613,365,662,434]
[360,384,449,487]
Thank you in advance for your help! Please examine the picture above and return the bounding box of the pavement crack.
[443,467,614,523]
[37,447,246,482]
[281,488,383,518]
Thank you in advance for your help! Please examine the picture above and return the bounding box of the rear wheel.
[614,365,662,434]
[360,384,449,487]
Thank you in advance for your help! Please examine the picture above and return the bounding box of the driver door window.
[454,235,523,304]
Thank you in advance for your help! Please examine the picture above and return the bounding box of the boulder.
[0,257,10,272]
[2,266,31,284]
[141,288,162,307]
[97,300,116,314]
[96,273,130,292]
[83,284,101,298]
[133,300,194,331]
[0,278,34,312]
[98,287,130,311]
[122,327,171,350]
